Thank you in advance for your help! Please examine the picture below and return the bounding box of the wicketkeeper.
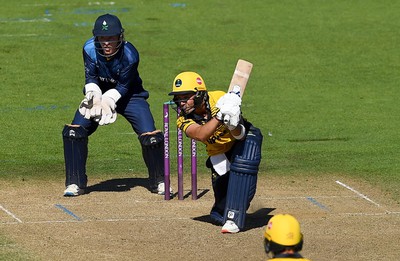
[168,71,263,233]
[62,14,170,196]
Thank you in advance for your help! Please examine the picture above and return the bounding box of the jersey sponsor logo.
[99,76,116,84]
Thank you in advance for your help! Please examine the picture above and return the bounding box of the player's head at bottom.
[264,214,304,256]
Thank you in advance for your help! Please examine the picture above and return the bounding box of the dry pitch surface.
[1,174,399,261]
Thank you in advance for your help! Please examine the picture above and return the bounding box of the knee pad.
[62,125,88,188]
[139,131,164,189]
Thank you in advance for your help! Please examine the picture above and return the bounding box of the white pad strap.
[210,153,230,176]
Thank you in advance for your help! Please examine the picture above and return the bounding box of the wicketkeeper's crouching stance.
[62,13,170,197]
[168,72,263,233]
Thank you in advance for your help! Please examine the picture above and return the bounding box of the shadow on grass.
[85,178,150,194]
[85,178,210,200]
[192,207,275,231]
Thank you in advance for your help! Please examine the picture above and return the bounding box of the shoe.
[157,182,173,195]
[63,184,83,197]
[221,220,240,234]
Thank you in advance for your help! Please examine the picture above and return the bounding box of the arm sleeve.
[177,116,196,133]
[83,48,99,93]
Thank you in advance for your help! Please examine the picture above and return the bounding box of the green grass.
[1,0,399,200]
[0,234,38,261]
[1,0,400,258]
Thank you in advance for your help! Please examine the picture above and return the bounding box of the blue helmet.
[92,13,124,37]
[92,14,125,58]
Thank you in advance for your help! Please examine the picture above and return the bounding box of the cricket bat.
[224,59,253,124]
[227,59,253,97]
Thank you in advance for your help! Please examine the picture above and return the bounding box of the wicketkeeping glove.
[99,89,121,126]
[79,83,102,120]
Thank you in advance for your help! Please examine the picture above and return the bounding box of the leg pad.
[62,125,88,188]
[139,131,164,191]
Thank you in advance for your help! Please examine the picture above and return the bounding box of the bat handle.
[223,114,230,124]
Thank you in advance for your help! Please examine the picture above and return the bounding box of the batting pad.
[139,131,165,190]
[223,125,263,229]
[62,125,88,188]
[224,166,258,229]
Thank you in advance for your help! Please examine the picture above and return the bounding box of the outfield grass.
[0,234,38,261]
[1,0,399,204]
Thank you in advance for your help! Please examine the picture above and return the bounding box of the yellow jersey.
[176,91,236,156]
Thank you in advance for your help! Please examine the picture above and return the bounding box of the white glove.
[216,92,242,108]
[216,93,242,129]
[220,105,240,130]
[79,83,102,120]
[99,89,121,126]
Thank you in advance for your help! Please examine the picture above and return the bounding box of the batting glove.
[218,104,240,130]
[99,89,121,126]
[217,92,242,108]
[79,83,102,120]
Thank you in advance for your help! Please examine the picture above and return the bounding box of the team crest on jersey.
[102,20,108,31]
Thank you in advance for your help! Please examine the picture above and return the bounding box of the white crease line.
[0,204,22,223]
[258,195,358,200]
[339,211,400,216]
[336,180,382,208]
[2,211,400,225]
[1,216,190,225]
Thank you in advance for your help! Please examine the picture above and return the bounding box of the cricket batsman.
[168,71,263,233]
[62,14,171,196]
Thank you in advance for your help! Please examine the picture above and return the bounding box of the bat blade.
[224,59,253,124]
[227,59,253,98]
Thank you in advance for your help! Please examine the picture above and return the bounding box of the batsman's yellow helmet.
[264,214,303,246]
[169,71,207,96]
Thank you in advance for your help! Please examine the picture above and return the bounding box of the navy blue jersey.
[82,37,148,99]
